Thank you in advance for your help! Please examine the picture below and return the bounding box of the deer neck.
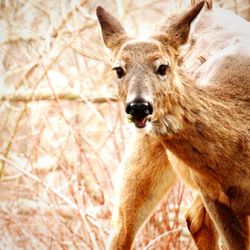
[157,70,243,176]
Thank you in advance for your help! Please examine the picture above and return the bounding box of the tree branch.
[0,91,118,104]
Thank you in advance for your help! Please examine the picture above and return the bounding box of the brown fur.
[97,1,250,249]
[185,195,220,250]
[107,133,176,249]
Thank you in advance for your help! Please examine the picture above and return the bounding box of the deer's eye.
[112,67,125,79]
[156,64,169,76]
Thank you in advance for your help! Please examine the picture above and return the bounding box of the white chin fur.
[132,121,152,134]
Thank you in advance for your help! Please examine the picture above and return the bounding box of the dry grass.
[0,0,249,249]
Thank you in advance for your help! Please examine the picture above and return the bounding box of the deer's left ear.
[96,6,128,54]
[154,1,205,48]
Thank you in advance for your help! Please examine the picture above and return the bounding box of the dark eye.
[113,67,125,79]
[156,64,168,76]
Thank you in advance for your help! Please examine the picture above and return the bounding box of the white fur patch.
[132,120,152,134]
[165,114,181,133]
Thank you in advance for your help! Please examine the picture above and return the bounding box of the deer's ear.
[96,6,128,53]
[154,1,205,48]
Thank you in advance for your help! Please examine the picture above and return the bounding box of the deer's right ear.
[96,6,128,53]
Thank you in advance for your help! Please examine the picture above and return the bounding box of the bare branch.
[0,90,117,103]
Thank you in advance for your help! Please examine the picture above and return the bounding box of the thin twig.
[0,107,27,179]
[51,0,88,37]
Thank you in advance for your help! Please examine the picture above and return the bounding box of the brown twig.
[0,107,27,179]
[0,91,117,103]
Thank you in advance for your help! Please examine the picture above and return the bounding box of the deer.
[96,1,250,249]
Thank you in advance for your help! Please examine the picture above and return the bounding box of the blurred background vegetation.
[0,0,249,249]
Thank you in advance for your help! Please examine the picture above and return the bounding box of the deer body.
[164,72,250,213]
[97,1,250,249]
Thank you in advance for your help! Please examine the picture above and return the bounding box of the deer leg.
[202,195,249,250]
[107,133,176,250]
[185,195,220,250]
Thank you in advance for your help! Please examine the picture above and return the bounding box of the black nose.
[126,100,153,120]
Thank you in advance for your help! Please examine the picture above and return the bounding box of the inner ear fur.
[96,6,128,53]
[153,1,206,48]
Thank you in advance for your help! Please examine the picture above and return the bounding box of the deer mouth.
[133,116,151,128]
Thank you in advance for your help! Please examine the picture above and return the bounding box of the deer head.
[96,2,205,133]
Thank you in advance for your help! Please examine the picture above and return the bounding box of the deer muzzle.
[126,98,153,128]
